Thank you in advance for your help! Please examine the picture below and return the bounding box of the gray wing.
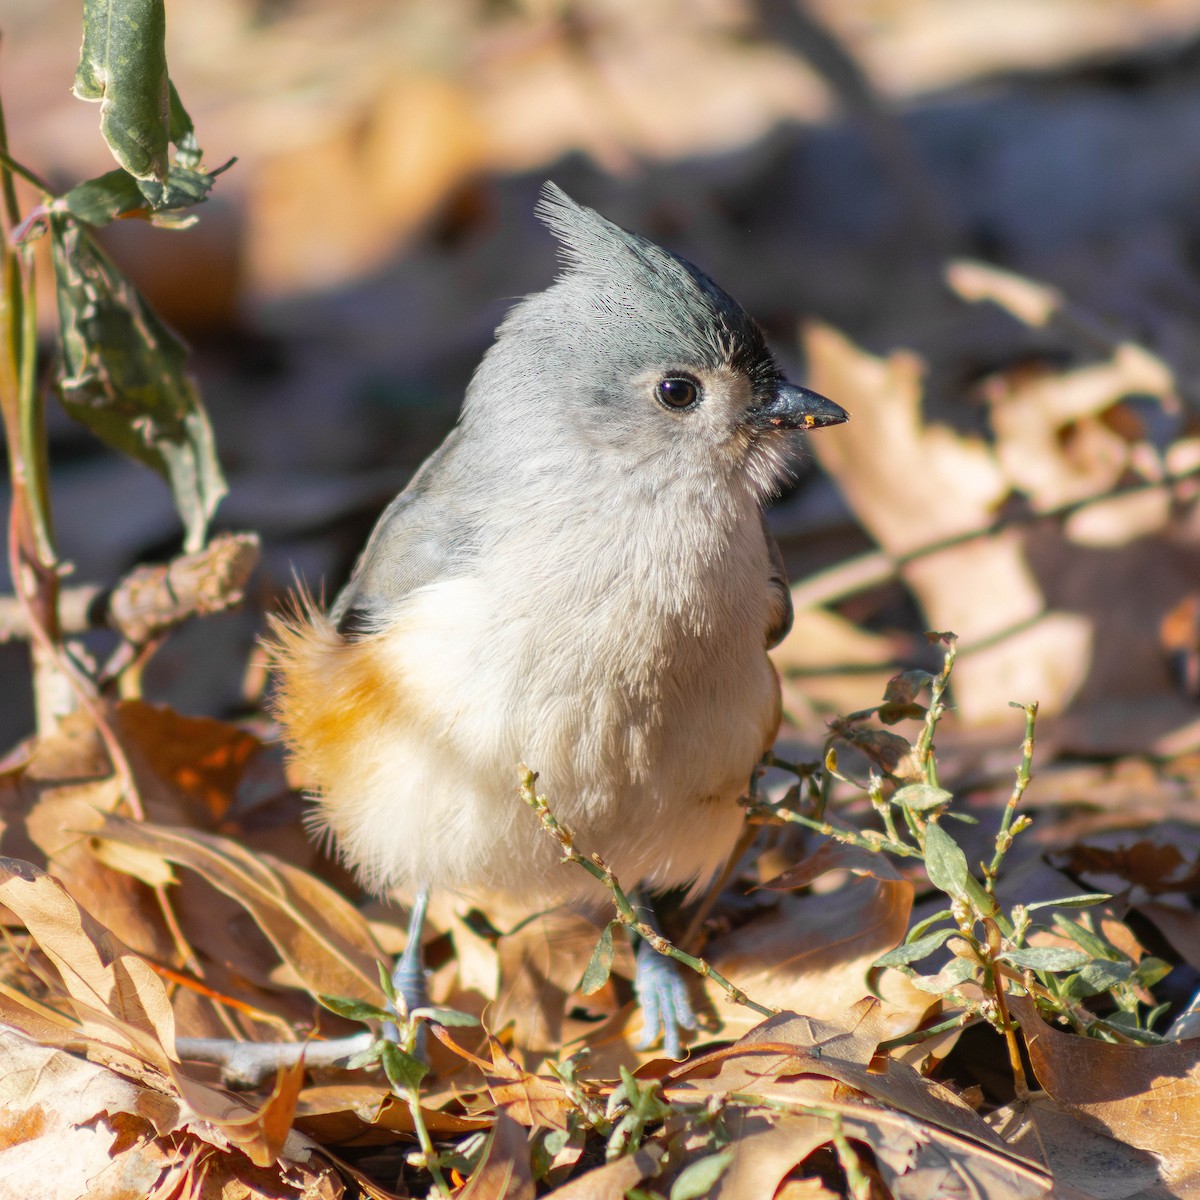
[762,514,793,650]
[330,427,478,639]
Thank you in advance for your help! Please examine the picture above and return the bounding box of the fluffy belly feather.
[272,571,780,906]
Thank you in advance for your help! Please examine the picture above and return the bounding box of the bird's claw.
[633,945,697,1059]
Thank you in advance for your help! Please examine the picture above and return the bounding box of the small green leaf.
[1135,957,1172,989]
[909,956,977,993]
[75,0,170,181]
[377,960,398,1005]
[50,217,226,551]
[671,1150,734,1200]
[1026,894,1111,912]
[873,927,957,968]
[412,1006,479,1027]
[893,783,954,812]
[580,921,616,995]
[923,822,971,904]
[380,1041,428,1093]
[344,1042,385,1071]
[999,947,1091,972]
[1051,915,1116,961]
[907,908,955,941]
[1062,959,1133,999]
[316,994,394,1024]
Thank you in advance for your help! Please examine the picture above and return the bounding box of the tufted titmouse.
[271,183,847,1055]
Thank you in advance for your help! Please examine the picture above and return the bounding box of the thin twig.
[518,766,776,1020]
[174,1031,374,1088]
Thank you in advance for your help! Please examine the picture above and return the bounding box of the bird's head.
[465,182,847,501]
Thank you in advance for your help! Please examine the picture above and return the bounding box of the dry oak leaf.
[1010,991,1200,1198]
[704,840,928,1042]
[91,814,385,1004]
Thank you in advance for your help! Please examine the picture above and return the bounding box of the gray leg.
[631,892,697,1059]
[391,881,431,1017]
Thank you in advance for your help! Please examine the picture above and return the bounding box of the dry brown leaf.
[0,1031,179,1200]
[294,1083,491,1144]
[1010,992,1200,1197]
[985,343,1174,514]
[0,858,176,1069]
[1050,839,1200,893]
[990,1092,1166,1199]
[484,1037,575,1131]
[544,1142,664,1199]
[492,907,615,1056]
[91,815,383,1004]
[805,321,1097,725]
[673,999,1003,1153]
[0,1028,344,1197]
[710,1109,831,1200]
[455,1109,535,1200]
[704,843,928,1041]
[111,701,263,826]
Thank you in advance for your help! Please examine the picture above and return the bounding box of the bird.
[269,182,847,1057]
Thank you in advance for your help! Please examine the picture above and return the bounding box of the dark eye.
[656,376,699,410]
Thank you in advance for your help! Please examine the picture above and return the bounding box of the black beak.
[751,381,848,432]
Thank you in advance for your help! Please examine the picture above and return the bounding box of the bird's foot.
[633,941,697,1060]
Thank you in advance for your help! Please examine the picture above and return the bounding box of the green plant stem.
[0,87,63,737]
[915,638,956,787]
[985,702,1038,895]
[518,766,776,1020]
[875,1011,974,1051]
[829,1113,873,1200]
[748,801,919,859]
[0,146,53,193]
[403,1085,451,1199]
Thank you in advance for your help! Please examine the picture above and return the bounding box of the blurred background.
[7,0,1200,768]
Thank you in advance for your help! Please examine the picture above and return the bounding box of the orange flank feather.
[266,599,401,801]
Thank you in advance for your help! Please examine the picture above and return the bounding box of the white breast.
[317,488,781,907]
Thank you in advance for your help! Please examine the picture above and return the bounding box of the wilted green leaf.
[999,946,1091,972]
[846,727,911,770]
[74,0,170,182]
[316,994,394,1024]
[57,169,145,225]
[167,80,201,168]
[671,1150,733,1200]
[873,926,957,968]
[381,1041,428,1093]
[1062,959,1133,999]
[137,159,232,212]
[892,783,954,812]
[55,159,233,228]
[883,668,935,705]
[878,700,927,725]
[923,822,971,904]
[50,216,226,550]
[580,921,616,996]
